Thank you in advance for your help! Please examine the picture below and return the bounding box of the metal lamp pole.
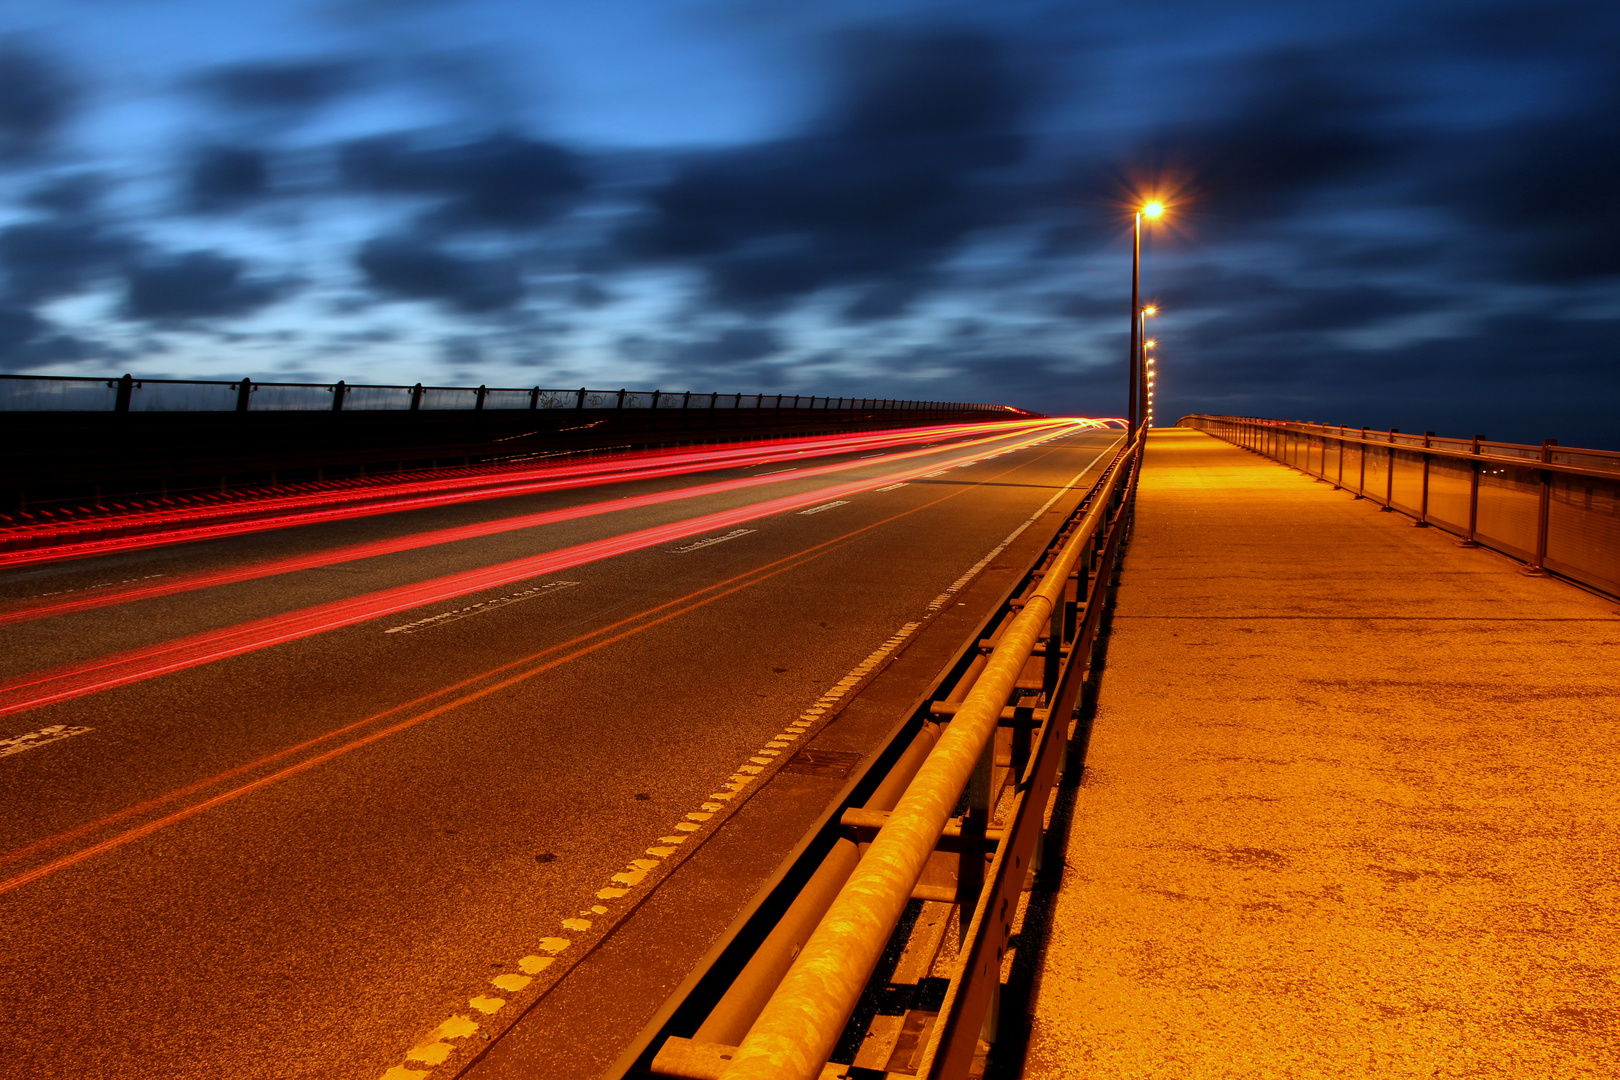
[1128,213,1141,435]
[1128,202,1163,435]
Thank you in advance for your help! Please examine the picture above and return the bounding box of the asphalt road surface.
[0,421,1118,1080]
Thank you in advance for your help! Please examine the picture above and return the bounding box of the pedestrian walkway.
[1022,427,1620,1079]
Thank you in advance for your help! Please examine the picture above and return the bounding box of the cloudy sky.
[0,0,1615,447]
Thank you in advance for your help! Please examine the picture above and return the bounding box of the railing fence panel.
[420,387,479,410]
[1425,458,1474,534]
[1389,449,1425,516]
[0,377,121,411]
[1475,465,1540,561]
[247,383,337,410]
[129,381,240,411]
[1546,475,1620,597]
[342,385,414,410]
[481,389,534,410]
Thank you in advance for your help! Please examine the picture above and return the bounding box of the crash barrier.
[0,372,1011,417]
[1181,415,1620,602]
[615,433,1140,1079]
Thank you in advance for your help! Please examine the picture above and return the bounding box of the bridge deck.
[1023,427,1620,1078]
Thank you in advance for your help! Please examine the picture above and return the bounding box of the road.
[0,420,1118,1080]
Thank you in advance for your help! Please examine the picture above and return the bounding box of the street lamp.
[1128,203,1163,436]
[1145,352,1159,426]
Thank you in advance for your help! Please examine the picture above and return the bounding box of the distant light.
[1145,339,1156,347]
[1143,202,1165,218]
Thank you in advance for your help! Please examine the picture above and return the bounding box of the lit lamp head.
[1143,201,1164,219]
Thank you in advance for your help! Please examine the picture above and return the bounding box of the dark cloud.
[1159,268,1442,336]
[186,145,272,211]
[0,304,99,366]
[682,327,782,365]
[615,326,785,385]
[341,133,585,229]
[1131,50,1412,232]
[1431,80,1620,283]
[1161,307,1620,447]
[0,40,77,160]
[0,219,131,302]
[192,57,366,116]
[617,30,1030,311]
[124,251,290,321]
[0,305,45,354]
[844,280,926,322]
[24,173,109,215]
[356,234,523,312]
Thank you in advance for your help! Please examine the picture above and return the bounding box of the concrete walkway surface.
[1022,428,1620,1079]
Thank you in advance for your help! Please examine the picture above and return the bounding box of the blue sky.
[1,0,1616,447]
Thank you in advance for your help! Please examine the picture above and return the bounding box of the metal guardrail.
[1180,415,1620,601]
[619,433,1140,1079]
[0,372,1010,416]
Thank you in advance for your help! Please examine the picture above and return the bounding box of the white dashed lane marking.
[874,483,908,492]
[0,724,92,759]
[926,452,1108,612]
[19,573,166,601]
[383,581,579,634]
[670,529,755,553]
[797,500,850,515]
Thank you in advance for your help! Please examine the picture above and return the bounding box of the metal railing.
[1180,415,1620,601]
[0,372,1010,416]
[624,433,1140,1079]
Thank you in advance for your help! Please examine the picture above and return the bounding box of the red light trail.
[0,422,1086,719]
[0,431,1090,896]
[0,421,1059,569]
[0,421,1087,626]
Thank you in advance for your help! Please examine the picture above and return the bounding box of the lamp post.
[1145,353,1157,427]
[1128,202,1163,435]
[1141,325,1157,429]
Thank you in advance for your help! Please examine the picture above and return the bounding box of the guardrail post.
[331,380,346,411]
[617,388,627,409]
[529,386,540,410]
[114,373,134,412]
[235,377,252,412]
[1355,427,1367,498]
[650,390,661,412]
[411,383,424,410]
[577,387,587,409]
[1524,439,1556,575]
[1416,431,1433,526]
[1381,429,1396,510]
[959,743,992,942]
[1458,435,1482,547]
[1334,425,1345,489]
[475,384,487,410]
